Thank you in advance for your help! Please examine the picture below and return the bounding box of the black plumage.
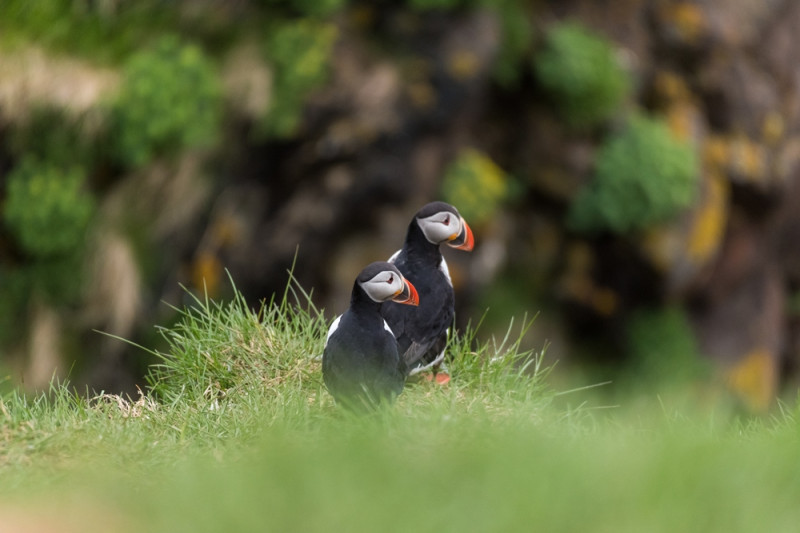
[322,261,419,410]
[380,202,474,380]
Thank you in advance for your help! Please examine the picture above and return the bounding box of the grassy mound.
[1,277,800,532]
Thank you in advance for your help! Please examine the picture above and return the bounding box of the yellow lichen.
[729,134,767,183]
[590,287,618,316]
[447,50,480,81]
[640,225,682,273]
[192,251,222,298]
[703,136,729,171]
[665,102,698,142]
[725,347,776,412]
[686,170,728,264]
[660,3,706,43]
[653,71,691,104]
[762,112,785,145]
[441,148,508,226]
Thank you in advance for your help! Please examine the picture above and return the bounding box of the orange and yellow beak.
[392,278,419,306]
[447,218,474,251]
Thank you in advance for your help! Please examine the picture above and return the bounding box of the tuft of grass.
[0,273,551,476]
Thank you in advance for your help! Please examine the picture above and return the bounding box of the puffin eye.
[443,215,450,226]
[387,274,394,284]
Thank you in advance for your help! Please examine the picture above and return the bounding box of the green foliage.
[569,115,698,233]
[533,23,630,128]
[145,278,329,413]
[627,306,707,382]
[0,0,179,63]
[441,148,510,227]
[112,36,222,167]
[3,158,94,258]
[263,20,338,138]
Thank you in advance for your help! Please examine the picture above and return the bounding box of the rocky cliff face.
[2,0,800,410]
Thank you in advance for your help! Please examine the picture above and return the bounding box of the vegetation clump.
[3,158,94,258]
[569,115,698,233]
[441,148,510,227]
[534,23,630,128]
[263,20,338,137]
[112,36,222,167]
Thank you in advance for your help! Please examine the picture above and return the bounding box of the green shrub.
[441,148,509,227]
[533,23,630,128]
[568,115,698,233]
[112,36,222,167]
[262,20,337,138]
[3,158,94,258]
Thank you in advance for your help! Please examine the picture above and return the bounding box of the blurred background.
[1,0,799,411]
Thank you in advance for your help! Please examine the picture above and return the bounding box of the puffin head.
[357,261,419,305]
[414,201,474,251]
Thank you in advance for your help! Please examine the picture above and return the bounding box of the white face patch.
[417,211,463,245]
[359,270,405,302]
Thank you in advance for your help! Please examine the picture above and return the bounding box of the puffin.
[322,261,420,410]
[380,201,474,383]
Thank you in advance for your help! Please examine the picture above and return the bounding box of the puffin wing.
[402,333,447,375]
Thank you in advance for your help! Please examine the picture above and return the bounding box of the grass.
[2,276,800,531]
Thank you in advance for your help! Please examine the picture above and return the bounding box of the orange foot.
[422,373,451,385]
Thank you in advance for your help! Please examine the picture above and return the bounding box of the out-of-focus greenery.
[627,306,706,383]
[441,148,510,227]
[569,115,698,233]
[3,158,94,258]
[0,0,179,63]
[112,36,222,167]
[263,20,338,138]
[534,23,630,128]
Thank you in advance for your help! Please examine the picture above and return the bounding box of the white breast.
[325,315,342,343]
[439,257,452,286]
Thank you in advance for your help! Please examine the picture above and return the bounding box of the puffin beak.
[447,218,474,251]
[392,279,419,306]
